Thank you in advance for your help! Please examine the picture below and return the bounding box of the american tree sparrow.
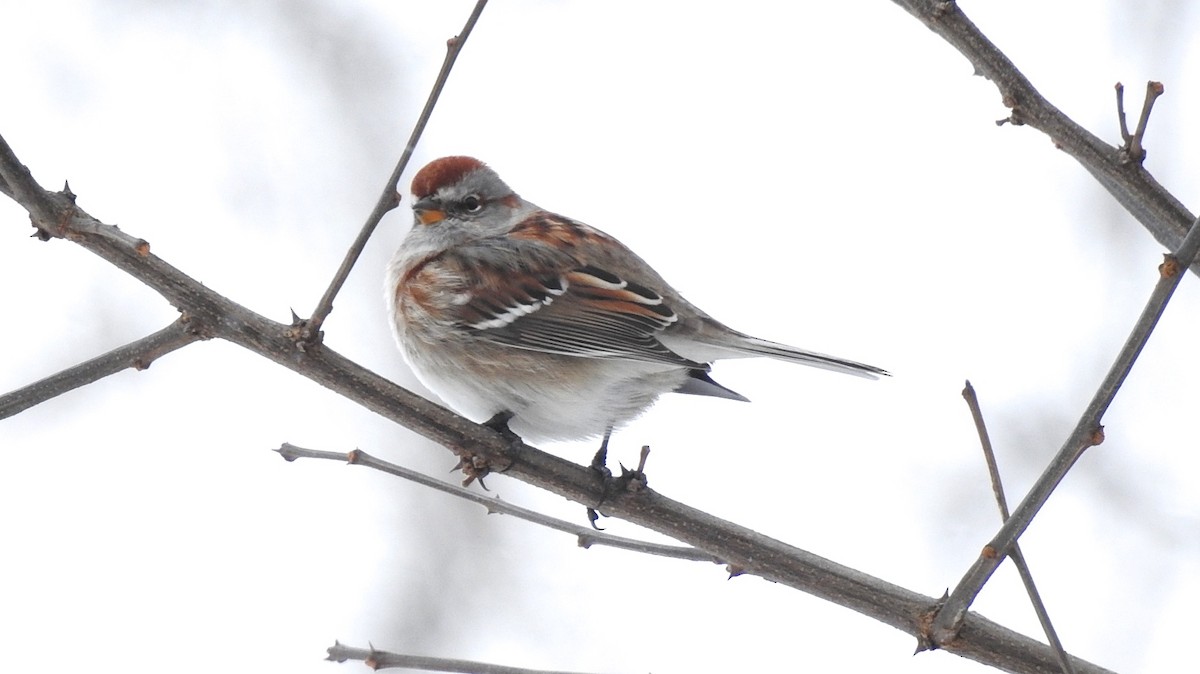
[387,156,887,470]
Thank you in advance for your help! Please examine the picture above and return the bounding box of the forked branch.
[891,0,1196,273]
[932,217,1200,644]
[298,0,490,343]
[962,382,1075,674]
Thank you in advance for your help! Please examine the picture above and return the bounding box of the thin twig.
[0,316,204,419]
[299,0,489,344]
[327,641,597,674]
[962,382,1076,674]
[277,443,721,563]
[932,215,1200,644]
[1115,83,1131,145]
[1116,81,1165,165]
[1128,81,1165,163]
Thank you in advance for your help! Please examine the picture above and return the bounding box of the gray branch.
[891,0,1197,274]
[0,316,204,419]
[327,641,598,674]
[0,132,1113,674]
[277,443,722,563]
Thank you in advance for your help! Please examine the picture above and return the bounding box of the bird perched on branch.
[387,156,887,473]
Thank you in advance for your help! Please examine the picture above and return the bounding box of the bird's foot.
[451,453,493,490]
[452,412,523,489]
[586,445,651,530]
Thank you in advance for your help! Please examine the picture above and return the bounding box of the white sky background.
[2,1,1198,672]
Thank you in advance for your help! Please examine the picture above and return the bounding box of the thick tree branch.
[891,0,1197,275]
[0,134,1112,673]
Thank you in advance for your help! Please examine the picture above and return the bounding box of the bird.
[386,156,887,472]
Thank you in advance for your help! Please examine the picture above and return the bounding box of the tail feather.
[736,335,888,379]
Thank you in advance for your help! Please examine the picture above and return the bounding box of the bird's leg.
[590,427,613,478]
[586,427,615,529]
[585,431,653,530]
[586,445,653,530]
[482,411,521,446]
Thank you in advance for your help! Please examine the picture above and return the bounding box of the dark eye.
[462,195,483,212]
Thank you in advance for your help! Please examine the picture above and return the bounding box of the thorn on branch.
[615,445,651,493]
[993,92,1027,128]
[1116,80,1164,165]
[914,594,949,653]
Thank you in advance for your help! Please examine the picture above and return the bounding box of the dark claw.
[586,507,604,530]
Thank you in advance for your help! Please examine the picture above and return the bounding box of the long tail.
[734,335,889,380]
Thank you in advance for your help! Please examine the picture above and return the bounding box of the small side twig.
[0,316,205,420]
[326,641,597,674]
[276,443,721,563]
[297,0,489,345]
[961,382,1076,674]
[1115,81,1165,164]
[932,214,1200,644]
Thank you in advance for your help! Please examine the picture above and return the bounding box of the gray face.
[409,166,529,247]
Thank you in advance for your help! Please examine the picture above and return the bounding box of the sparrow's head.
[409,157,523,231]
